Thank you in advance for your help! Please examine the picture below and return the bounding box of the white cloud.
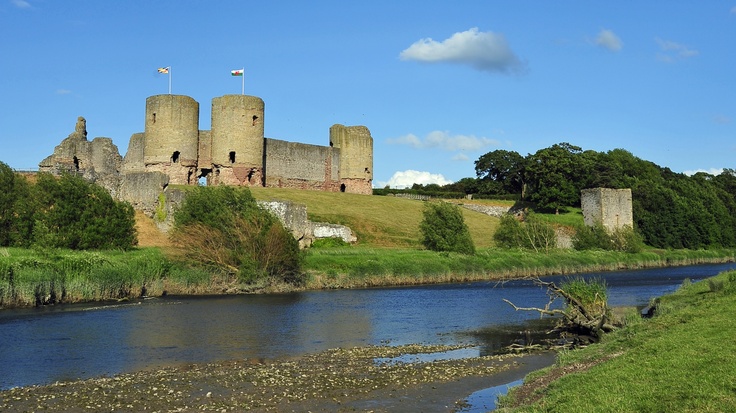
[12,0,32,8]
[399,27,525,74]
[656,38,699,62]
[376,170,453,189]
[452,153,469,161]
[56,89,72,95]
[387,130,500,152]
[595,29,622,51]
[683,168,725,176]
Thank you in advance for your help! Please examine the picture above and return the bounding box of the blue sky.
[2,1,735,188]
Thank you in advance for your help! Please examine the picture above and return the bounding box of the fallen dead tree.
[503,277,616,347]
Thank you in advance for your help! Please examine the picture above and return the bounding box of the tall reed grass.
[0,247,215,308]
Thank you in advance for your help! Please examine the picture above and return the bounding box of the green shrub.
[32,173,137,250]
[573,223,644,253]
[493,213,557,253]
[419,202,475,255]
[172,186,304,285]
[311,237,351,249]
[560,276,608,318]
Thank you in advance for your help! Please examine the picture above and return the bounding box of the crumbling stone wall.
[581,188,633,231]
[39,116,123,197]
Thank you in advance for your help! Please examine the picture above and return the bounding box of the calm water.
[1,263,734,389]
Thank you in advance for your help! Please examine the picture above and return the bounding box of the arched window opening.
[229,151,236,163]
[73,156,80,172]
[340,183,346,193]
[252,115,259,126]
[152,113,156,123]
[171,151,180,163]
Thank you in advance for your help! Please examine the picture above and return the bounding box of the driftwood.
[504,278,616,343]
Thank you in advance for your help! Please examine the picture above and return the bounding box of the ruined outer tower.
[143,95,199,185]
[581,188,633,231]
[329,124,373,194]
[210,95,265,186]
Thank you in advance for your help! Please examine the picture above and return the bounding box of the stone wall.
[264,139,340,191]
[39,117,123,197]
[259,200,357,248]
[581,188,633,230]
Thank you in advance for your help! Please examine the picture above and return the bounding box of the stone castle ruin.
[580,188,633,231]
[42,94,373,198]
[39,94,373,245]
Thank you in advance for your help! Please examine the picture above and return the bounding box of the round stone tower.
[143,94,199,184]
[210,95,265,186]
[329,124,373,194]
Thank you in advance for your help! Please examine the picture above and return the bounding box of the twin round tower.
[125,94,373,194]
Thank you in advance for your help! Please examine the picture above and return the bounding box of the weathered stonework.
[39,116,123,197]
[39,93,370,245]
[581,188,633,230]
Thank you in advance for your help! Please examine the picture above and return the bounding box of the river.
[1,263,734,390]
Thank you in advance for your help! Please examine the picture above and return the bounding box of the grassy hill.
[249,187,510,249]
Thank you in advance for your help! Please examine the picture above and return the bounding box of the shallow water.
[0,262,733,389]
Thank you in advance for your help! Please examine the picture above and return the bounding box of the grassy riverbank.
[1,245,735,308]
[304,247,736,289]
[499,269,736,412]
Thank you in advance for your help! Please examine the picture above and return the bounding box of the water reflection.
[0,262,733,389]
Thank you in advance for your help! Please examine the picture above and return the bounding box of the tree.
[504,276,614,345]
[419,202,475,254]
[525,143,589,213]
[32,173,137,250]
[0,162,16,246]
[474,149,526,195]
[172,186,304,284]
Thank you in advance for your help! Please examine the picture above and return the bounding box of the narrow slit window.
[229,151,236,163]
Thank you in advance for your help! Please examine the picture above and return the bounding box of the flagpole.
[241,68,244,95]
[169,66,172,94]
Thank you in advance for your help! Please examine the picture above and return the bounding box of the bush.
[494,213,557,253]
[311,237,351,248]
[419,202,475,255]
[172,186,304,285]
[32,173,137,250]
[573,223,644,253]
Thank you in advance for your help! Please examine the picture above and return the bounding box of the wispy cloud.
[56,89,72,95]
[12,0,32,9]
[399,27,526,74]
[594,29,623,52]
[376,170,453,189]
[683,168,725,176]
[387,130,500,152]
[656,38,699,62]
[731,6,736,14]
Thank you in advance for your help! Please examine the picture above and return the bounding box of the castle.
[40,93,374,212]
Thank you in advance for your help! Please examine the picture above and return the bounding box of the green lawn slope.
[499,270,736,412]
[250,187,509,249]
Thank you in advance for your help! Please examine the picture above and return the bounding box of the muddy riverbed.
[0,345,555,412]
